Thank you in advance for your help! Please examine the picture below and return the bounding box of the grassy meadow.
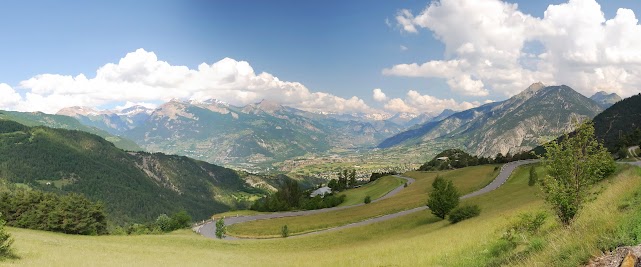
[226,165,500,237]
[3,164,640,266]
[337,175,404,206]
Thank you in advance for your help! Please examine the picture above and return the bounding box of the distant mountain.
[0,120,267,223]
[431,109,457,122]
[379,83,603,157]
[386,112,421,127]
[57,105,154,135]
[590,91,622,109]
[0,110,141,151]
[107,99,403,168]
[592,93,641,152]
[385,109,457,129]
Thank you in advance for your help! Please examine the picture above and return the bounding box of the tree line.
[327,169,357,191]
[419,149,536,171]
[0,189,108,235]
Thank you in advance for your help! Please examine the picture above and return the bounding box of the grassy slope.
[5,165,638,266]
[514,166,641,267]
[338,176,404,206]
[2,163,531,267]
[227,165,500,238]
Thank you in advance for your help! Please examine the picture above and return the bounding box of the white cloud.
[400,45,408,51]
[396,9,419,33]
[446,74,489,96]
[0,83,22,109]
[9,49,376,114]
[372,88,388,102]
[382,89,479,115]
[386,0,641,98]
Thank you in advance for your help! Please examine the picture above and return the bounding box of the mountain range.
[590,91,622,109]
[42,83,624,168]
[58,99,409,169]
[379,83,607,157]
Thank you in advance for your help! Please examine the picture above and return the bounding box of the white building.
[310,186,332,197]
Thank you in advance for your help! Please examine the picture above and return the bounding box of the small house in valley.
[310,186,332,197]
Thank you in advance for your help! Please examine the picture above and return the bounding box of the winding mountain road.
[196,159,537,240]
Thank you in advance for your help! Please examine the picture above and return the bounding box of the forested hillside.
[0,110,141,151]
[0,120,265,223]
[592,93,641,152]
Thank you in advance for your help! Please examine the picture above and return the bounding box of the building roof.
[310,186,332,197]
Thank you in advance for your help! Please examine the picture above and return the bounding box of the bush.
[482,211,549,266]
[0,214,13,258]
[528,166,538,186]
[215,218,226,239]
[170,210,191,230]
[281,225,289,238]
[511,211,547,234]
[155,214,173,232]
[0,190,108,235]
[364,195,371,204]
[448,205,481,223]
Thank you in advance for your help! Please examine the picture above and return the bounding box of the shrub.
[281,225,289,238]
[528,166,538,186]
[364,196,371,204]
[170,210,191,230]
[0,214,13,258]
[448,205,481,223]
[511,211,547,234]
[215,218,226,239]
[155,214,173,232]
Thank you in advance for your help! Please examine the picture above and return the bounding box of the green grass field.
[226,165,500,238]
[338,175,404,206]
[3,164,640,267]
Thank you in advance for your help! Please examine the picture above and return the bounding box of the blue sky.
[1,0,640,114]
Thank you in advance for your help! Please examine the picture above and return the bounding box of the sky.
[1,0,641,115]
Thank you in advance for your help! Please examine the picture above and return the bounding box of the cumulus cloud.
[386,0,641,98]
[380,89,478,115]
[8,49,376,114]
[0,83,22,109]
[372,88,388,102]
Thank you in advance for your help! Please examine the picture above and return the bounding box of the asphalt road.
[629,146,641,166]
[197,175,415,239]
[196,159,542,240]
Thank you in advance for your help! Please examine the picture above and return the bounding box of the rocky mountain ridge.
[379,83,603,157]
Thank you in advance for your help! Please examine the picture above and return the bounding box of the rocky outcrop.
[586,246,641,267]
